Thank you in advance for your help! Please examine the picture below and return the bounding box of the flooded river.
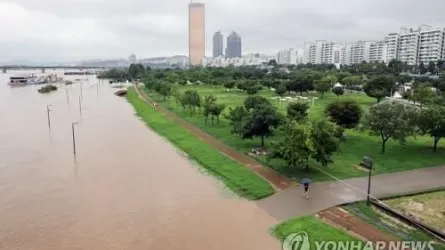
[0,70,280,250]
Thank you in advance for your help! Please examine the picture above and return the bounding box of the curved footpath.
[135,85,294,190]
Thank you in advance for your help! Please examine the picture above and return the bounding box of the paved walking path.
[256,165,445,221]
[134,86,294,190]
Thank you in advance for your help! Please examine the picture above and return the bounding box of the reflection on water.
[0,70,280,250]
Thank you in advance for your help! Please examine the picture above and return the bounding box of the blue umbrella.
[300,178,312,185]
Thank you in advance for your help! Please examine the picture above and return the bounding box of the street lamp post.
[361,156,374,206]
[46,105,52,129]
[72,122,78,156]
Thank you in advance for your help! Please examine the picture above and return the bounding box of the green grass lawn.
[126,87,274,200]
[272,216,361,246]
[384,191,445,232]
[344,201,445,250]
[145,84,445,182]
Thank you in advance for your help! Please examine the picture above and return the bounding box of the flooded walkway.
[0,71,280,250]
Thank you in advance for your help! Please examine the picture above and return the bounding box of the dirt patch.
[354,164,371,172]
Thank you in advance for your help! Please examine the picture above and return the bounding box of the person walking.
[300,178,312,199]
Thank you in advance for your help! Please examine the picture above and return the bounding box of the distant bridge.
[1,65,121,73]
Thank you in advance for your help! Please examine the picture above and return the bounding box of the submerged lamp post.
[46,105,52,129]
[361,156,374,206]
[72,122,78,156]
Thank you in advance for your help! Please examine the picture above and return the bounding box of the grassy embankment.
[146,85,445,182]
[126,87,274,200]
[272,216,361,246]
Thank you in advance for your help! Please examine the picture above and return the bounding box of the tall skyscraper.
[188,2,205,66]
[213,31,224,58]
[226,32,242,58]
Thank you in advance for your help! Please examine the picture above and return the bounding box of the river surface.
[0,70,280,250]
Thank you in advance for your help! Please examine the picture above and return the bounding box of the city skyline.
[1,0,445,62]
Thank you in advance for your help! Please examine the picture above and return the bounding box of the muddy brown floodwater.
[0,70,281,250]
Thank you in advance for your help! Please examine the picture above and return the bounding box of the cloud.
[0,0,444,62]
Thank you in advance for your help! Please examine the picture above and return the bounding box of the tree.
[314,80,331,98]
[418,107,445,152]
[332,87,344,98]
[269,119,341,170]
[244,95,271,110]
[246,85,260,95]
[428,61,437,75]
[275,84,287,97]
[364,75,395,102]
[269,121,314,170]
[128,64,145,80]
[226,104,282,147]
[287,102,309,122]
[411,83,436,107]
[223,81,236,91]
[268,59,278,67]
[225,106,250,135]
[419,62,427,75]
[342,75,363,90]
[158,82,172,100]
[310,120,342,166]
[325,100,363,129]
[363,101,419,153]
[182,90,201,116]
[203,95,217,125]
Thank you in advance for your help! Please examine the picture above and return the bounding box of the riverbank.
[126,87,275,200]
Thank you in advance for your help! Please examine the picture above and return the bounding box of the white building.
[397,27,421,65]
[369,41,388,63]
[385,33,399,62]
[303,40,343,65]
[128,54,137,64]
[276,48,298,65]
[418,26,445,65]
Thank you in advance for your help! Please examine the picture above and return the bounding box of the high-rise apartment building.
[418,26,444,64]
[188,3,205,66]
[369,41,388,63]
[303,41,343,65]
[385,33,399,62]
[276,49,298,65]
[303,24,445,66]
[212,31,224,58]
[397,27,420,65]
[226,32,242,58]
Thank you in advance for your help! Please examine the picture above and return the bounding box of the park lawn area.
[272,216,361,246]
[344,201,445,250]
[145,84,445,182]
[384,191,445,233]
[125,87,274,200]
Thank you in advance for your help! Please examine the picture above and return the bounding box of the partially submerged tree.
[363,101,419,153]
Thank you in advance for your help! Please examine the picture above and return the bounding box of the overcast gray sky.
[1,0,444,63]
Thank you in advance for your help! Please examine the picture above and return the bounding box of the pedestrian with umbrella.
[300,178,312,199]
